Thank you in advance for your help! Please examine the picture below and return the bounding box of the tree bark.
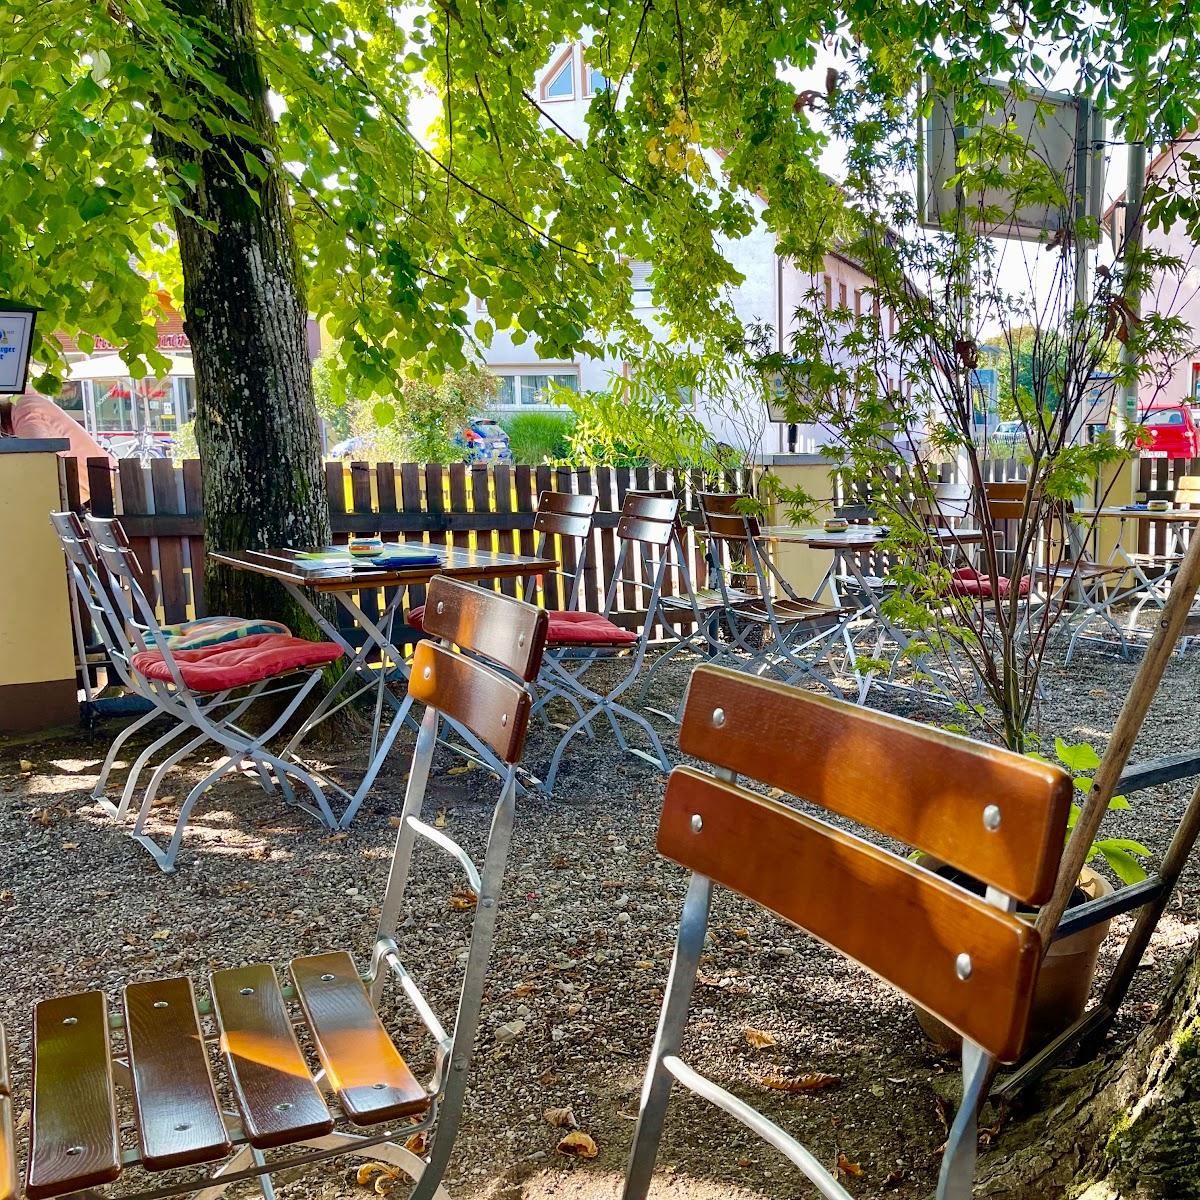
[978,938,1200,1199]
[152,0,330,625]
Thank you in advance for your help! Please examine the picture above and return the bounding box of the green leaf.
[1107,794,1129,810]
[78,193,110,220]
[1095,841,1150,885]
[372,400,396,427]
[1055,738,1101,773]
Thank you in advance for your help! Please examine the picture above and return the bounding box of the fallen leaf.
[388,816,403,828]
[737,1156,752,1168]
[512,981,536,997]
[767,786,786,799]
[837,1154,863,1177]
[150,929,171,941]
[761,1073,841,1093]
[434,809,448,829]
[404,1131,428,1154]
[61,842,79,851]
[19,760,32,772]
[544,1106,578,1129]
[355,1162,396,1190]
[449,888,478,911]
[744,1028,777,1050]
[556,1131,598,1159]
[446,764,476,776]
[328,831,349,842]
[883,1168,906,1189]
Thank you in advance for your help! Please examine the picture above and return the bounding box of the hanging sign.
[0,301,38,395]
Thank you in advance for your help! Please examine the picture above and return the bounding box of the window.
[853,289,862,316]
[91,379,135,433]
[838,282,848,308]
[823,275,832,308]
[582,53,608,95]
[540,48,575,101]
[1144,409,1185,426]
[492,369,579,408]
[889,309,896,337]
[629,259,653,305]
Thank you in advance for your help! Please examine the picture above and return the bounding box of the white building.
[484,45,899,460]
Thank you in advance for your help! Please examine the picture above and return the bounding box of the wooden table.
[211,545,557,825]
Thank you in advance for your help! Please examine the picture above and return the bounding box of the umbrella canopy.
[69,353,194,381]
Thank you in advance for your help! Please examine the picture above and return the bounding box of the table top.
[1074,507,1200,523]
[760,524,984,549]
[210,545,558,592]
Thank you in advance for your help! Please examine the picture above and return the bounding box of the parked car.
[1136,404,1200,459]
[454,418,511,463]
[328,433,377,459]
[990,419,1025,453]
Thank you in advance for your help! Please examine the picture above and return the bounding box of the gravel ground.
[0,639,1196,1200]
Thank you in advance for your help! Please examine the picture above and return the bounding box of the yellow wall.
[766,459,838,599]
[0,451,75,688]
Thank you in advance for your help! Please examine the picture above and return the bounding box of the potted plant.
[913,738,1151,1055]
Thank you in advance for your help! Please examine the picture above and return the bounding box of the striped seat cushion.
[145,616,291,652]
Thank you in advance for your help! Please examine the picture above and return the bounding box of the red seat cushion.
[408,605,426,631]
[546,611,638,646]
[132,633,343,693]
[949,568,1032,599]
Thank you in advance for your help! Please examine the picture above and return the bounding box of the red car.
[1137,404,1200,459]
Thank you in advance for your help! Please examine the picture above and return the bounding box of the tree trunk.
[977,938,1200,1199]
[152,0,330,625]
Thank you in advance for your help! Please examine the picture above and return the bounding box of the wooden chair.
[537,492,681,794]
[692,492,854,697]
[622,664,1072,1200]
[0,577,549,1200]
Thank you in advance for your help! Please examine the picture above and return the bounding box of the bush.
[499,411,576,464]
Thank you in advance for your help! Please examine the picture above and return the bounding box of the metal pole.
[1117,138,1147,508]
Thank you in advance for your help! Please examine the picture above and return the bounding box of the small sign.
[0,301,39,395]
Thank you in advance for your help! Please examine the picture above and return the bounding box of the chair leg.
[111,719,195,821]
[935,1039,993,1199]
[91,706,162,809]
[623,875,713,1200]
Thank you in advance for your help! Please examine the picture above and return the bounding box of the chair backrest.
[615,491,679,547]
[916,481,972,528]
[670,665,1070,1058]
[407,577,548,764]
[1175,474,1200,510]
[528,491,598,610]
[697,491,761,539]
[984,480,1029,523]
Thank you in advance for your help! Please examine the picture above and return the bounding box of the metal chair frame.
[538,494,680,794]
[2,578,549,1200]
[622,665,1072,1200]
[80,515,338,871]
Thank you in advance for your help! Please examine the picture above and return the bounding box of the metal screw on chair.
[372,1082,387,1090]
[240,986,255,995]
[501,712,508,727]
[436,601,445,614]
[62,1016,78,1026]
[955,953,973,980]
[982,804,1002,831]
[66,1147,83,1157]
[153,1000,169,1009]
[691,814,704,833]
[518,633,526,647]
[321,973,335,982]
[712,707,726,728]
[274,1103,294,1113]
[423,666,432,680]
[174,1123,191,1132]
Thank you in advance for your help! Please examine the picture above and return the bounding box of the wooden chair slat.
[680,665,1071,903]
[210,964,334,1149]
[702,511,755,540]
[291,953,429,1125]
[661,769,1043,1061]
[616,514,676,547]
[538,491,598,516]
[698,492,762,538]
[534,510,595,540]
[409,641,534,763]
[622,494,678,523]
[0,1026,13,1200]
[418,577,548,683]
[27,992,120,1200]
[124,978,230,1172]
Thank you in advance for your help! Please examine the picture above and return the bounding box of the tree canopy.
[6,0,1200,401]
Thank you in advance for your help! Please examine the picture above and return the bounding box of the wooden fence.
[1138,457,1200,557]
[64,458,756,639]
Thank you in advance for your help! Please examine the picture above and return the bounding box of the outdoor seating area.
[0,447,1196,1200]
[8,8,1200,1193]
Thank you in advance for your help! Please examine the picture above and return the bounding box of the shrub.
[499,411,576,464]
